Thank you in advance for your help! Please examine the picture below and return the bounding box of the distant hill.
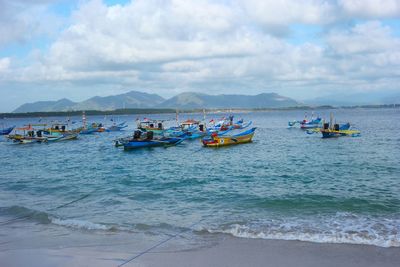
[72,91,165,111]
[13,98,77,113]
[160,92,299,109]
[13,91,300,112]
[13,91,165,112]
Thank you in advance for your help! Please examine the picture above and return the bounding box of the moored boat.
[121,130,184,150]
[320,122,361,138]
[106,122,128,132]
[288,112,322,129]
[208,116,252,131]
[202,127,256,147]
[306,113,361,138]
[137,119,164,134]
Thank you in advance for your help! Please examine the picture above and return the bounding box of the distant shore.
[1,104,398,119]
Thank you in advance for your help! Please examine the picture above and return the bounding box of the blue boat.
[120,130,184,150]
[288,113,322,129]
[163,119,207,140]
[106,122,128,132]
[0,126,15,135]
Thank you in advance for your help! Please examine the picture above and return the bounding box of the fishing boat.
[175,119,207,139]
[8,124,78,143]
[319,122,361,138]
[119,130,184,150]
[137,119,164,134]
[288,113,322,129]
[106,122,128,132]
[79,126,98,134]
[209,116,252,131]
[202,127,256,147]
[306,113,361,138]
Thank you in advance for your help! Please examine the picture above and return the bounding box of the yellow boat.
[202,127,256,147]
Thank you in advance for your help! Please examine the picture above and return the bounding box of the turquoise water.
[0,108,399,248]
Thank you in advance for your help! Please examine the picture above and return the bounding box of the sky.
[0,0,400,112]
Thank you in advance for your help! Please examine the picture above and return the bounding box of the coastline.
[1,233,400,267]
[1,104,398,119]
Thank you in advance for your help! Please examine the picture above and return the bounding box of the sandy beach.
[1,233,400,267]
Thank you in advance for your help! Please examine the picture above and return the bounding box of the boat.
[306,113,361,138]
[137,119,164,134]
[288,113,322,129]
[209,116,252,131]
[166,119,207,139]
[44,123,81,136]
[106,122,128,132]
[79,126,99,134]
[202,127,256,147]
[0,125,15,135]
[7,124,78,143]
[319,122,361,138]
[120,130,184,150]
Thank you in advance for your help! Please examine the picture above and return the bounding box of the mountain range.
[13,91,300,112]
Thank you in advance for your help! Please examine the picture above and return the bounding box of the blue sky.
[0,0,399,112]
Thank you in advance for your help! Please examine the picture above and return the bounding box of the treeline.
[1,108,177,118]
[1,104,398,119]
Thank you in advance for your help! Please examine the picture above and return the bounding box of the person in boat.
[133,130,141,140]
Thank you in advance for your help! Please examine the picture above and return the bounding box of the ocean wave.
[206,213,400,248]
[0,205,112,231]
[50,218,112,231]
[0,205,51,224]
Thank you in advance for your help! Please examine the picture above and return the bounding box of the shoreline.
[1,232,400,267]
[1,105,399,119]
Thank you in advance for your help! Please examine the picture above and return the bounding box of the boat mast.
[82,111,87,129]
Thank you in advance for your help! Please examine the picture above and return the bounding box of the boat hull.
[1,126,15,135]
[123,137,182,150]
[202,127,256,147]
[321,129,361,138]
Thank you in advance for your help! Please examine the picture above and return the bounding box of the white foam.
[51,218,111,231]
[206,213,400,248]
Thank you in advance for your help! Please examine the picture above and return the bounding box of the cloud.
[0,0,65,47]
[242,0,337,26]
[0,57,10,72]
[339,0,400,18]
[1,0,400,111]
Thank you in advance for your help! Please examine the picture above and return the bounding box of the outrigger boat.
[115,130,184,150]
[7,124,78,143]
[306,113,361,138]
[288,112,322,129]
[137,119,164,134]
[209,116,252,131]
[106,122,128,132]
[76,111,104,134]
[319,123,360,138]
[202,127,256,147]
[164,119,207,140]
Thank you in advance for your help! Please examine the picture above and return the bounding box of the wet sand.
[1,234,400,267]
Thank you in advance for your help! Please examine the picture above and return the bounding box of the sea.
[0,108,399,254]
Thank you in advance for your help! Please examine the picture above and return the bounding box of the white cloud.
[0,0,64,46]
[1,0,400,111]
[339,0,400,18]
[242,0,337,26]
[0,57,10,72]
[327,21,400,55]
